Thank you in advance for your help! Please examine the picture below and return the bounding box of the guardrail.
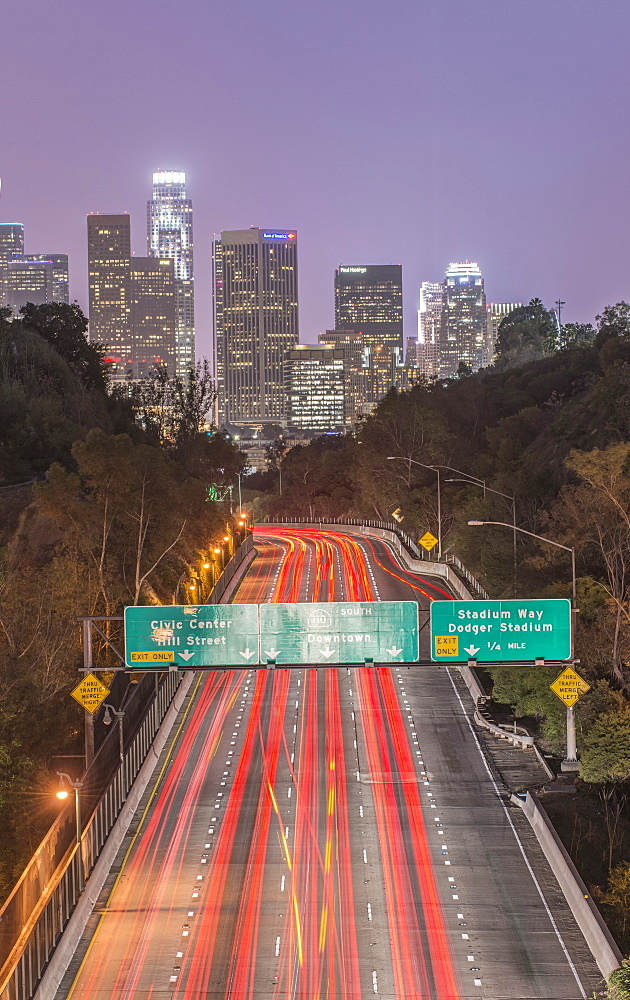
[0,670,182,1000]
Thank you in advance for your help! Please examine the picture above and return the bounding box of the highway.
[57,527,601,1000]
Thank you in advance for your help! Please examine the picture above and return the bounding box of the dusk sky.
[2,0,630,358]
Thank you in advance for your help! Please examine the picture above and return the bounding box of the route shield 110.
[430,599,572,663]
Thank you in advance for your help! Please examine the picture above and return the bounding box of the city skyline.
[2,0,630,359]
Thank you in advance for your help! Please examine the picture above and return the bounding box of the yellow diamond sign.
[71,673,111,714]
[550,667,590,708]
[419,531,438,552]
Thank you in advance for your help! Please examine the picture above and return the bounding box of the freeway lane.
[57,527,600,1000]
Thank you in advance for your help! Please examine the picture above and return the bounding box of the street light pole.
[56,772,84,890]
[386,456,442,559]
[468,519,578,770]
[102,703,125,761]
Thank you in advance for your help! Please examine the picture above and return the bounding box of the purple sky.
[2,0,630,357]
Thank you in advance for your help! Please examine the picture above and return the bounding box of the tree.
[580,709,630,870]
[597,861,630,951]
[595,301,630,350]
[562,445,630,685]
[494,299,558,371]
[173,360,217,445]
[19,302,108,392]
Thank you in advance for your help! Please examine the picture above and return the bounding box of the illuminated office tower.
[318,328,368,425]
[0,223,24,267]
[486,302,521,365]
[130,257,176,377]
[438,262,487,377]
[88,213,176,379]
[87,214,132,374]
[417,281,443,378]
[147,171,194,375]
[334,264,403,403]
[213,228,299,427]
[2,259,53,312]
[285,345,345,431]
[25,253,69,304]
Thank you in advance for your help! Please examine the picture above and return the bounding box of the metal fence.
[259,515,489,599]
[0,669,182,1000]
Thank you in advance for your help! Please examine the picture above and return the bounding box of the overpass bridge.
[0,522,613,999]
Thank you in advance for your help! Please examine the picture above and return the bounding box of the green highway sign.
[259,601,419,665]
[430,599,571,663]
[124,604,260,669]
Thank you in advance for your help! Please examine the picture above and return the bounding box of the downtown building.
[213,228,299,428]
[317,328,369,425]
[415,281,444,379]
[87,214,176,380]
[335,264,403,407]
[285,344,345,432]
[438,262,487,377]
[334,264,403,405]
[486,302,522,365]
[147,171,194,376]
[0,222,69,312]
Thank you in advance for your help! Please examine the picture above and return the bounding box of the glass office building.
[285,345,345,431]
[147,171,194,376]
[334,264,403,403]
[438,262,487,377]
[213,228,298,427]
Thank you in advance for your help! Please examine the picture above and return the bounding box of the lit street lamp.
[468,519,578,770]
[56,772,85,890]
[102,703,125,761]
[386,456,442,559]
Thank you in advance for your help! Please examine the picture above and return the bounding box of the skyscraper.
[438,262,487,377]
[130,257,177,376]
[87,214,132,372]
[1,259,53,312]
[147,171,194,376]
[285,345,345,432]
[317,328,368,425]
[334,264,403,404]
[213,228,299,427]
[0,224,69,310]
[24,253,69,304]
[88,213,176,379]
[0,224,24,267]
[417,281,443,379]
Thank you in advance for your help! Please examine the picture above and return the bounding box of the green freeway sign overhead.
[430,599,571,663]
[124,604,260,669]
[259,601,419,665]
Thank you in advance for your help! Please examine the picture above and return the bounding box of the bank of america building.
[213,228,298,427]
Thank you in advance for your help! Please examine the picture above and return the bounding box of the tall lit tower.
[417,281,444,378]
[147,171,194,375]
[438,262,487,377]
[213,228,299,427]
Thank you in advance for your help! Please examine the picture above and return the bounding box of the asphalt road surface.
[57,527,602,1000]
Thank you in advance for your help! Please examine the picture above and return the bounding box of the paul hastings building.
[213,228,299,427]
[334,263,403,404]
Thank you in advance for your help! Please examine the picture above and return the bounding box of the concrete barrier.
[511,791,622,978]
[475,708,534,748]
